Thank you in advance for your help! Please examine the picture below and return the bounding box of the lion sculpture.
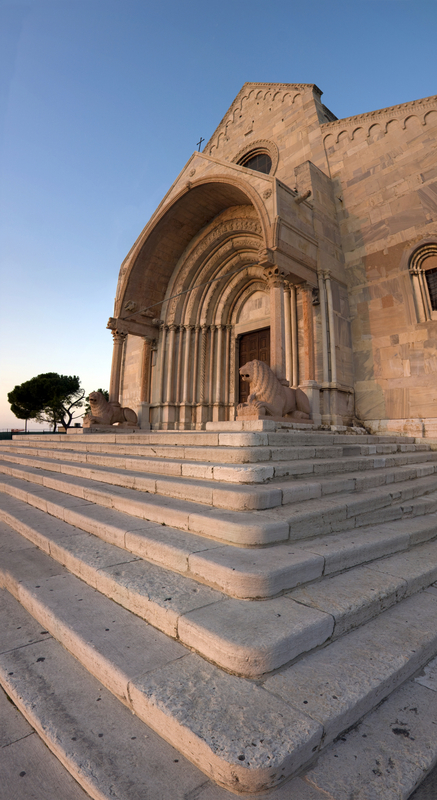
[237,360,311,419]
[82,391,138,428]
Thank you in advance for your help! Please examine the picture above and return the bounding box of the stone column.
[182,326,193,403]
[301,283,315,382]
[208,325,216,406]
[318,272,330,383]
[179,325,193,429]
[263,265,287,382]
[192,325,200,403]
[290,284,299,388]
[410,268,426,322]
[197,324,208,427]
[284,284,292,386]
[224,324,232,416]
[138,336,153,429]
[324,271,337,384]
[299,283,321,426]
[109,331,127,404]
[175,326,184,405]
[165,324,177,403]
[324,270,342,425]
[419,268,432,320]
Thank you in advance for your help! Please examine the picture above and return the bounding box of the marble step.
[2,430,424,467]
[1,442,436,487]
[1,462,437,548]
[1,450,437,516]
[2,501,437,679]
[0,521,334,677]
[2,485,437,602]
[2,536,437,794]
[0,586,319,796]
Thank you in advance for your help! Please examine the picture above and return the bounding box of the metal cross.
[197,137,205,151]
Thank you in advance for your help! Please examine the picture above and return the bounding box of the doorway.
[238,327,270,404]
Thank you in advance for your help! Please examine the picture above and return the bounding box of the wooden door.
[238,328,270,403]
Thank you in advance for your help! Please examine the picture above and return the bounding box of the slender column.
[175,325,184,403]
[208,325,216,404]
[419,268,432,320]
[301,283,315,382]
[264,266,286,381]
[158,325,168,404]
[318,272,330,383]
[138,336,153,430]
[224,324,232,409]
[410,268,426,322]
[182,326,193,403]
[165,324,177,402]
[109,331,126,403]
[140,338,153,404]
[290,284,299,387]
[192,325,200,403]
[199,325,208,403]
[215,324,224,404]
[284,284,292,385]
[324,270,337,384]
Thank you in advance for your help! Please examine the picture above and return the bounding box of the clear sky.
[1,0,436,428]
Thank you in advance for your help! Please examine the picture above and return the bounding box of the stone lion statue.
[82,391,138,428]
[237,360,311,419]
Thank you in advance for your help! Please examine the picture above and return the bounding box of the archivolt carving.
[163,214,263,324]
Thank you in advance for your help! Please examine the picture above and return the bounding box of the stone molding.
[322,95,437,145]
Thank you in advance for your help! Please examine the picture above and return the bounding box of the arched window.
[238,150,272,174]
[409,243,437,321]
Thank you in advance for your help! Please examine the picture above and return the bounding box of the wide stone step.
[2,496,437,680]
[2,459,437,549]
[1,450,437,519]
[0,521,334,676]
[3,481,437,604]
[2,527,437,794]
[0,587,318,795]
[1,443,436,487]
[1,430,424,467]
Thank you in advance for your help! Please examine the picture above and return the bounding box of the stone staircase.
[1,425,437,798]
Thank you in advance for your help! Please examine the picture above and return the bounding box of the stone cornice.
[321,94,437,132]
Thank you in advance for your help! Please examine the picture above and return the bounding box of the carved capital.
[263,264,285,288]
[111,330,127,344]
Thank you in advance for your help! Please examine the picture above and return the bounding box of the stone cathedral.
[108,82,437,436]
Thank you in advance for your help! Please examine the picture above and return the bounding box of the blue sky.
[1,0,436,428]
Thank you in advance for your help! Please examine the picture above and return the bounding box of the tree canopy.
[8,373,85,431]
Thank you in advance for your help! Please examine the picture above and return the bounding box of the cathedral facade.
[108,82,437,434]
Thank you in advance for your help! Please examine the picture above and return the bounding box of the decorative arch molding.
[231,140,279,175]
[322,96,437,150]
[114,175,271,320]
[163,210,263,326]
[401,238,437,323]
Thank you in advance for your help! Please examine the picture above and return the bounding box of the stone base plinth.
[68,426,143,435]
[206,419,316,432]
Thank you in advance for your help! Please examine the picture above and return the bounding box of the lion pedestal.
[236,360,312,422]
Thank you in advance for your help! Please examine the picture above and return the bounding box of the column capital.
[263,264,286,288]
[111,330,127,342]
[322,269,332,281]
